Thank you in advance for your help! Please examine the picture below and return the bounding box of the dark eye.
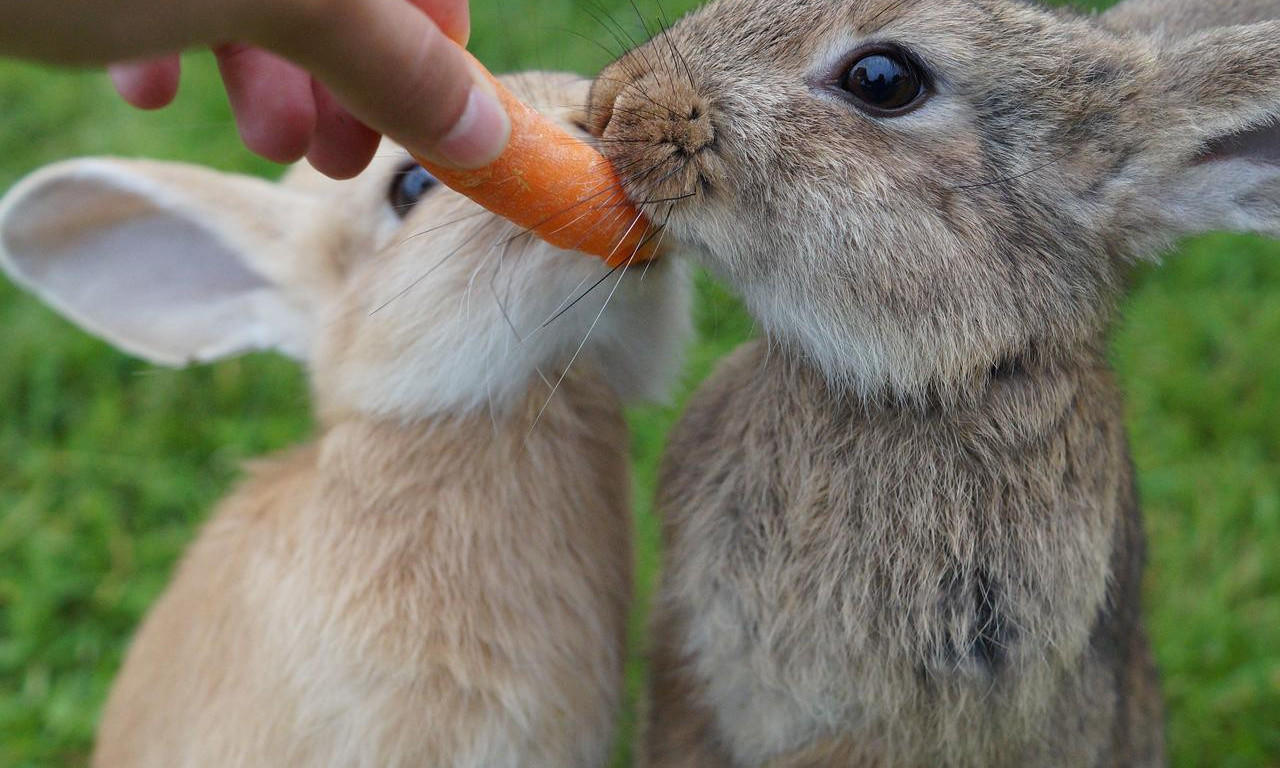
[388,163,439,216]
[839,48,926,115]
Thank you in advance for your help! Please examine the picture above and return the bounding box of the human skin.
[0,0,510,177]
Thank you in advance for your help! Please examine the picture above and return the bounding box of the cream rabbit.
[0,72,690,768]
[585,0,1280,765]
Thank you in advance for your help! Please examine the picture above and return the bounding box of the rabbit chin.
[311,248,693,423]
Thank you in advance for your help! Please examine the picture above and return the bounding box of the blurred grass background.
[0,0,1277,765]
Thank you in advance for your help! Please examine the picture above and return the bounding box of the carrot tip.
[412,47,658,267]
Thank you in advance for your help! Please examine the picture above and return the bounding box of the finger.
[407,0,470,45]
[215,44,317,164]
[306,81,382,180]
[251,0,509,169]
[109,57,182,110]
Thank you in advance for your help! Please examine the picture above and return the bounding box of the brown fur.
[648,343,1161,767]
[585,0,1280,765]
[1103,0,1280,36]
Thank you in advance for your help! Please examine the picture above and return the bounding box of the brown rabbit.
[0,73,691,767]
[585,0,1280,765]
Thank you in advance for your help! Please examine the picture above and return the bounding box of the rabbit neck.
[305,365,630,523]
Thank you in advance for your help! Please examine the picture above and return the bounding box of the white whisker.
[525,214,649,441]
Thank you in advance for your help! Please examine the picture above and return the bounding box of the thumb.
[249,0,509,169]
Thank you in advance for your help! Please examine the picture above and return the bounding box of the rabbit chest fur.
[647,343,1162,767]
[95,373,633,768]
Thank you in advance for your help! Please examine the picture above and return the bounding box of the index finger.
[246,0,506,168]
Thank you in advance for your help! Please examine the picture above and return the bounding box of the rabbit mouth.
[586,65,725,239]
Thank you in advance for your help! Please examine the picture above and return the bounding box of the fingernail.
[434,85,510,169]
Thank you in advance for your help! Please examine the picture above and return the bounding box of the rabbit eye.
[839,47,926,115]
[389,164,439,216]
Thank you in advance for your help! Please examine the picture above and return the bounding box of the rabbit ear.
[1144,22,1280,239]
[0,158,330,366]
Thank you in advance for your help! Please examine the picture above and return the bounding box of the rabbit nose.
[589,68,713,156]
[664,100,715,156]
[589,52,720,204]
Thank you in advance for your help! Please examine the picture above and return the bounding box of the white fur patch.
[316,193,693,420]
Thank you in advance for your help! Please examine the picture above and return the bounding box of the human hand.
[0,0,510,177]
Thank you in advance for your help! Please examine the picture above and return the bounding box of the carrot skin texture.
[411,51,658,267]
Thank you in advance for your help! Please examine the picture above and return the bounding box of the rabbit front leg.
[642,601,737,768]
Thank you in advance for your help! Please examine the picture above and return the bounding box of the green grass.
[1,1,1278,765]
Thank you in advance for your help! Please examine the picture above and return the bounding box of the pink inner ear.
[0,169,304,365]
[1197,120,1280,166]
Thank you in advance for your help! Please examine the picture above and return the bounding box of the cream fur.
[0,72,693,767]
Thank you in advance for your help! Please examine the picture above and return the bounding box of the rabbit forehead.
[669,0,1054,63]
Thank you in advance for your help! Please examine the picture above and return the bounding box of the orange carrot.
[411,49,657,267]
